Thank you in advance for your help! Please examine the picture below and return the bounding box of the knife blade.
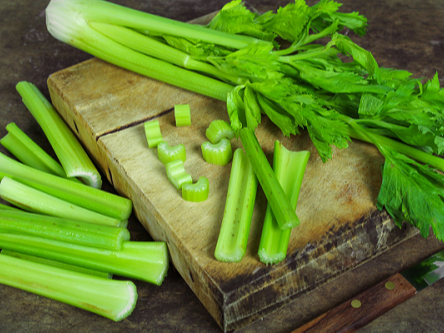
[292,249,444,333]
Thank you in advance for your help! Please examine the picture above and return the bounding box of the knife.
[292,249,444,333]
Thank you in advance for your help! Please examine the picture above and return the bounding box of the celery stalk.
[182,177,209,202]
[165,160,193,190]
[0,209,130,250]
[0,254,137,321]
[16,81,102,188]
[0,233,169,286]
[144,119,164,148]
[201,138,233,166]
[214,148,258,262]
[0,203,19,211]
[258,142,310,264]
[206,120,235,144]
[174,104,192,127]
[157,142,186,165]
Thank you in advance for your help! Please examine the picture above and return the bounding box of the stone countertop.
[1,0,444,332]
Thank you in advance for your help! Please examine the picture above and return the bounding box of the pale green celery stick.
[1,250,112,279]
[258,142,310,264]
[0,233,169,285]
[157,142,186,165]
[201,138,233,166]
[214,149,258,262]
[0,209,130,250]
[45,2,234,102]
[174,104,191,127]
[0,177,125,228]
[182,177,209,202]
[144,119,164,148]
[16,81,101,188]
[240,128,301,230]
[0,152,132,220]
[206,120,235,144]
[0,254,136,321]
[0,203,19,211]
[165,160,193,190]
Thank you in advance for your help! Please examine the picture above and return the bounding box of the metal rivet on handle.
[351,299,361,308]
[385,281,395,290]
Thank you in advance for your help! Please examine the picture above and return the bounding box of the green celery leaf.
[358,94,384,117]
[162,35,232,60]
[227,85,246,134]
[256,94,296,137]
[244,85,262,130]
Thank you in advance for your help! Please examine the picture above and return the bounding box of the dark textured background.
[1,0,444,332]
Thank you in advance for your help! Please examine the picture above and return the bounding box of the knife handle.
[292,273,417,333]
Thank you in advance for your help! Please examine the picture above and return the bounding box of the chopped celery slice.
[0,233,169,285]
[0,254,137,321]
[214,149,258,262]
[157,142,186,164]
[201,138,233,166]
[16,81,102,188]
[258,142,310,264]
[205,120,235,144]
[0,209,130,250]
[144,119,164,148]
[174,104,191,127]
[182,177,209,202]
[165,160,192,190]
[1,250,112,279]
[0,152,132,221]
[0,177,125,228]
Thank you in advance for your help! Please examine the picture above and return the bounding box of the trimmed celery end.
[201,138,233,166]
[0,209,130,250]
[206,120,235,144]
[144,119,164,148]
[1,250,112,279]
[16,81,102,188]
[214,149,258,262]
[157,142,186,164]
[182,177,209,202]
[240,128,300,230]
[0,233,169,285]
[174,104,191,127]
[165,160,192,190]
[258,142,310,264]
[0,254,137,321]
[0,177,125,228]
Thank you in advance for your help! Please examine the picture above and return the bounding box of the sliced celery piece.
[16,81,102,188]
[0,209,130,250]
[0,254,137,321]
[174,104,191,127]
[0,177,124,228]
[144,119,164,148]
[214,149,258,262]
[0,233,169,285]
[258,142,310,264]
[1,250,112,279]
[201,138,233,166]
[182,177,209,202]
[165,160,192,190]
[206,120,235,144]
[157,142,186,164]
[0,152,132,221]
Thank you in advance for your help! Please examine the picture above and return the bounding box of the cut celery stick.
[182,177,209,202]
[144,119,164,148]
[0,233,169,285]
[201,138,233,166]
[174,104,191,127]
[214,149,258,262]
[0,209,130,250]
[0,254,136,321]
[157,142,186,164]
[0,152,132,220]
[15,81,102,188]
[165,160,192,190]
[1,250,112,279]
[0,177,125,228]
[205,120,235,144]
[258,142,310,264]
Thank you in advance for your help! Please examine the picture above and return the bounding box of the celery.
[201,138,233,166]
[174,104,192,127]
[165,160,193,190]
[0,177,125,228]
[157,142,186,165]
[0,209,129,250]
[214,149,257,262]
[16,81,102,188]
[0,152,132,221]
[0,233,169,285]
[0,254,137,321]
[258,142,310,264]
[144,119,164,148]
[206,120,235,144]
[0,203,19,211]
[182,177,209,202]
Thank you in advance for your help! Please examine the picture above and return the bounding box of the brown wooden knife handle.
[292,273,417,333]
